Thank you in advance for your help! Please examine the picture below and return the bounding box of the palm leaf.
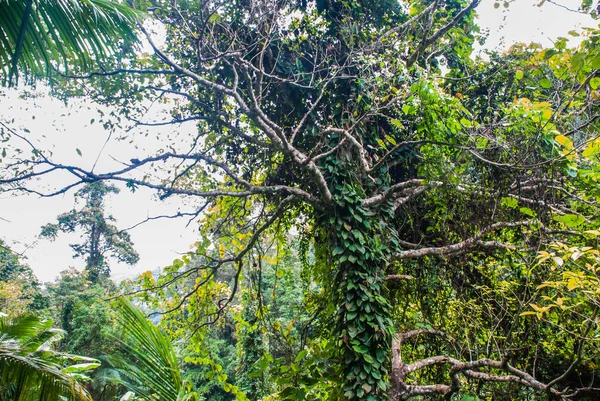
[0,348,92,401]
[108,298,187,401]
[0,314,95,401]
[0,0,142,86]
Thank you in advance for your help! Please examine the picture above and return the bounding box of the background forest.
[2,0,600,400]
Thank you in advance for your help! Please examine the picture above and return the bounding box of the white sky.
[0,1,597,283]
[476,0,595,50]
[0,91,202,282]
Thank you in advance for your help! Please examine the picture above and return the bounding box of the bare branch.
[391,221,531,260]
[384,274,414,281]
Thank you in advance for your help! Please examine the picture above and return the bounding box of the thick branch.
[391,221,530,260]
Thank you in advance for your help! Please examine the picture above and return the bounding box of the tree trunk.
[324,194,393,400]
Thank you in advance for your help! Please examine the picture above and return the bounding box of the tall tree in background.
[2,0,600,399]
[0,0,140,86]
[41,182,139,282]
[39,183,136,398]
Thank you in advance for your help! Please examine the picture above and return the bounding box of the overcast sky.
[0,1,596,283]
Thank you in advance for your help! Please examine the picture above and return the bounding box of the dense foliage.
[1,0,600,400]
[0,239,47,317]
[0,313,99,401]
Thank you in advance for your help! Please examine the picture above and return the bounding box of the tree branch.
[391,221,530,260]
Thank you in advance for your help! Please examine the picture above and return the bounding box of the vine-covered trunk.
[325,189,394,401]
[87,222,104,283]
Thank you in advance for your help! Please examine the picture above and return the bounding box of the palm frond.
[0,349,92,401]
[0,0,142,86]
[108,298,184,401]
[0,314,96,401]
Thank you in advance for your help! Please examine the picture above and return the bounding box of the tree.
[0,313,99,401]
[126,232,310,401]
[0,0,140,86]
[41,182,139,282]
[2,1,600,400]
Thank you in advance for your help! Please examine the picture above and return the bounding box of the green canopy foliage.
[0,239,47,316]
[2,0,600,400]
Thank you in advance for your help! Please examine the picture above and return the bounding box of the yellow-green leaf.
[390,118,404,130]
[555,134,573,150]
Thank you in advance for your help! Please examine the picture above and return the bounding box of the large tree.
[40,182,139,282]
[2,1,600,400]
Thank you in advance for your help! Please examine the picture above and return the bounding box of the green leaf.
[0,314,94,401]
[540,78,552,89]
[401,104,415,115]
[110,298,188,401]
[62,362,100,373]
[501,197,518,209]
[553,214,585,228]
[352,345,368,353]
[544,49,557,60]
[76,148,82,156]
[294,350,308,363]
[333,246,345,256]
[1,0,141,86]
[590,77,600,90]
[515,70,524,80]
[520,207,536,217]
